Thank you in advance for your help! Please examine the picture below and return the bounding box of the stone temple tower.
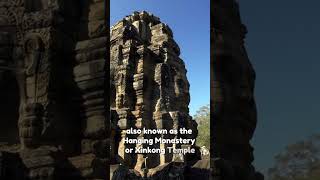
[110,11,198,172]
[212,0,264,179]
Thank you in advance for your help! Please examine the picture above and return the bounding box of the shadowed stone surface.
[0,0,107,179]
[212,0,263,180]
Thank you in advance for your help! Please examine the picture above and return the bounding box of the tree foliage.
[194,104,210,149]
[268,134,320,180]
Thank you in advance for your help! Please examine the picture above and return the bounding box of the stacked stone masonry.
[110,11,199,175]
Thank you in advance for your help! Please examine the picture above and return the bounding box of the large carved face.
[212,25,257,145]
[172,75,190,112]
[170,65,189,102]
[174,77,187,98]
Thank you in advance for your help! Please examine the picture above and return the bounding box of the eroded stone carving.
[0,0,107,179]
[110,11,199,176]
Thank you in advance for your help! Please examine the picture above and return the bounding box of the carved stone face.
[175,78,184,96]
[174,76,190,110]
[212,4,257,165]
[110,12,197,169]
[213,29,257,139]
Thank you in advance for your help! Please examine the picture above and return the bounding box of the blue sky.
[111,0,210,115]
[239,1,320,176]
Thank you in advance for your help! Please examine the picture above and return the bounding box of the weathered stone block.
[74,60,105,78]
[83,116,106,138]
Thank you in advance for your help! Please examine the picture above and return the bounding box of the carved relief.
[0,0,107,179]
[0,0,24,7]
[24,35,44,76]
[111,12,199,173]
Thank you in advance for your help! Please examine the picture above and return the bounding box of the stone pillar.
[19,103,43,149]
[72,0,107,179]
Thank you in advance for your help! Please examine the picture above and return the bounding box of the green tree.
[268,134,320,180]
[194,104,210,149]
